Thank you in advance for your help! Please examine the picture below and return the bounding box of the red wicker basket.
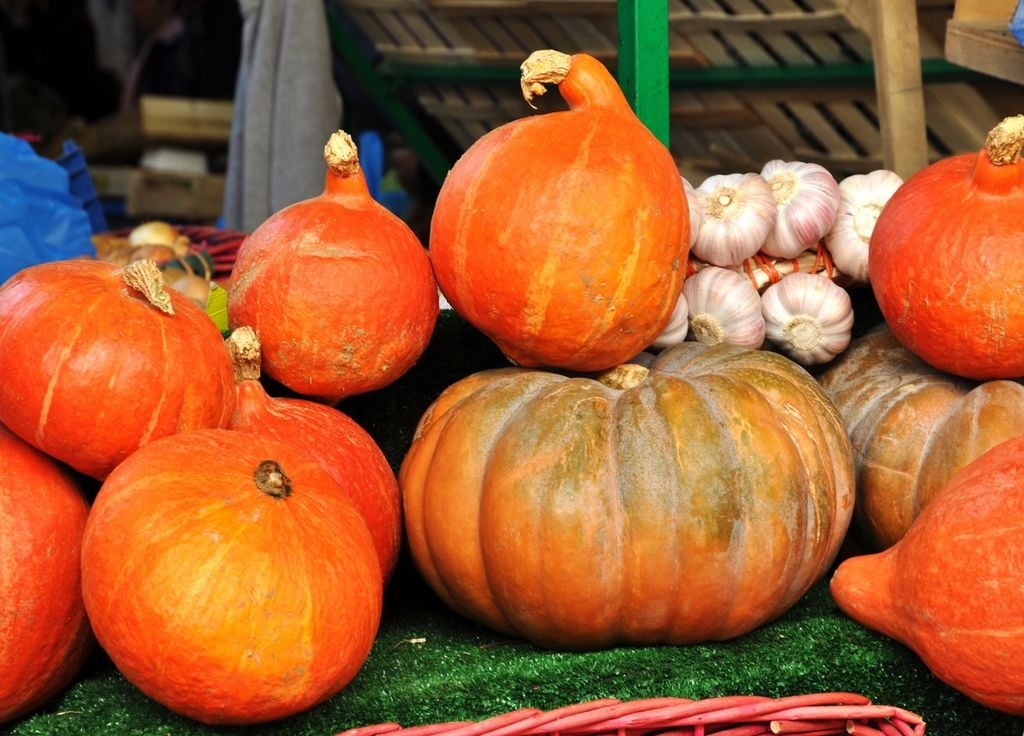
[335,693,925,736]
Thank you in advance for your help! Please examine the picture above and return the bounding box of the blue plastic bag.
[0,133,95,286]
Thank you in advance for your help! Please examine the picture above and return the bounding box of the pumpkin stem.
[984,115,1024,166]
[520,49,572,108]
[598,363,649,390]
[226,326,262,383]
[123,259,174,315]
[254,460,292,499]
[323,130,360,178]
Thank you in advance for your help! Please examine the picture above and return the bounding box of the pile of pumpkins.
[2,47,1024,728]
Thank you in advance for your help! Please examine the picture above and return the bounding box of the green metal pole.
[617,0,670,146]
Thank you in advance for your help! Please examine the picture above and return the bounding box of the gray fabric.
[223,0,341,232]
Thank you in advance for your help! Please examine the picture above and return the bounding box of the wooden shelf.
[946,18,1024,84]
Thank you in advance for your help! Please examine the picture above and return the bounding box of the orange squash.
[429,50,689,371]
[819,325,1024,549]
[0,258,235,479]
[81,429,382,725]
[0,424,92,723]
[870,114,1024,379]
[227,327,402,580]
[832,436,1024,714]
[400,342,854,650]
[228,130,439,402]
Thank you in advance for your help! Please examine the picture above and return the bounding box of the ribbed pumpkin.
[400,342,854,650]
[81,429,382,725]
[832,436,1024,714]
[0,259,235,479]
[0,424,92,723]
[227,327,402,580]
[228,130,439,403]
[870,114,1024,379]
[429,50,689,372]
[819,325,1024,550]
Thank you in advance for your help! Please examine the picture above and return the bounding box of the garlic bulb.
[692,173,777,267]
[762,272,854,365]
[682,176,701,248]
[824,169,904,283]
[760,160,840,259]
[683,266,765,349]
[650,291,689,350]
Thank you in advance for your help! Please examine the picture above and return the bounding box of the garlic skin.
[762,272,854,365]
[683,266,766,349]
[682,176,701,248]
[760,160,840,259]
[650,291,689,350]
[824,169,904,283]
[692,173,777,267]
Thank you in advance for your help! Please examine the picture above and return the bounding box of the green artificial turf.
[8,308,1024,736]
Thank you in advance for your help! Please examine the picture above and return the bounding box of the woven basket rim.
[334,692,926,736]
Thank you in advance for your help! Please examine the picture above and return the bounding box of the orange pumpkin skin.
[0,259,235,479]
[228,132,438,403]
[228,335,402,581]
[869,117,1024,379]
[429,51,689,371]
[819,325,1024,549]
[832,436,1024,714]
[81,429,382,725]
[0,424,92,723]
[400,342,854,650]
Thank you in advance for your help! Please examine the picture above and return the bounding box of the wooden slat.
[871,0,929,176]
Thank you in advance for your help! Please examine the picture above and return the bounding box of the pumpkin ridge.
[429,372,564,632]
[445,123,532,321]
[140,317,172,444]
[33,291,106,446]
[520,118,600,351]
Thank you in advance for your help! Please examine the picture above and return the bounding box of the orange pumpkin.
[228,130,439,403]
[0,424,92,723]
[429,50,689,372]
[0,259,235,479]
[227,327,402,580]
[400,342,854,650]
[81,429,382,725]
[819,325,1024,549]
[832,436,1024,714]
[870,114,1024,379]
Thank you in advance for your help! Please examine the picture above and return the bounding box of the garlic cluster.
[824,169,904,283]
[682,267,765,349]
[691,173,777,267]
[760,160,840,259]
[762,272,854,365]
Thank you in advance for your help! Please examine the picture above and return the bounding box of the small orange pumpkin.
[0,424,92,723]
[400,342,854,650]
[832,436,1024,714]
[81,428,382,725]
[227,327,402,580]
[228,130,439,402]
[870,114,1024,379]
[429,50,689,371]
[0,259,235,479]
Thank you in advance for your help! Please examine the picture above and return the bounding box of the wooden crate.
[139,96,234,146]
[333,0,1008,179]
